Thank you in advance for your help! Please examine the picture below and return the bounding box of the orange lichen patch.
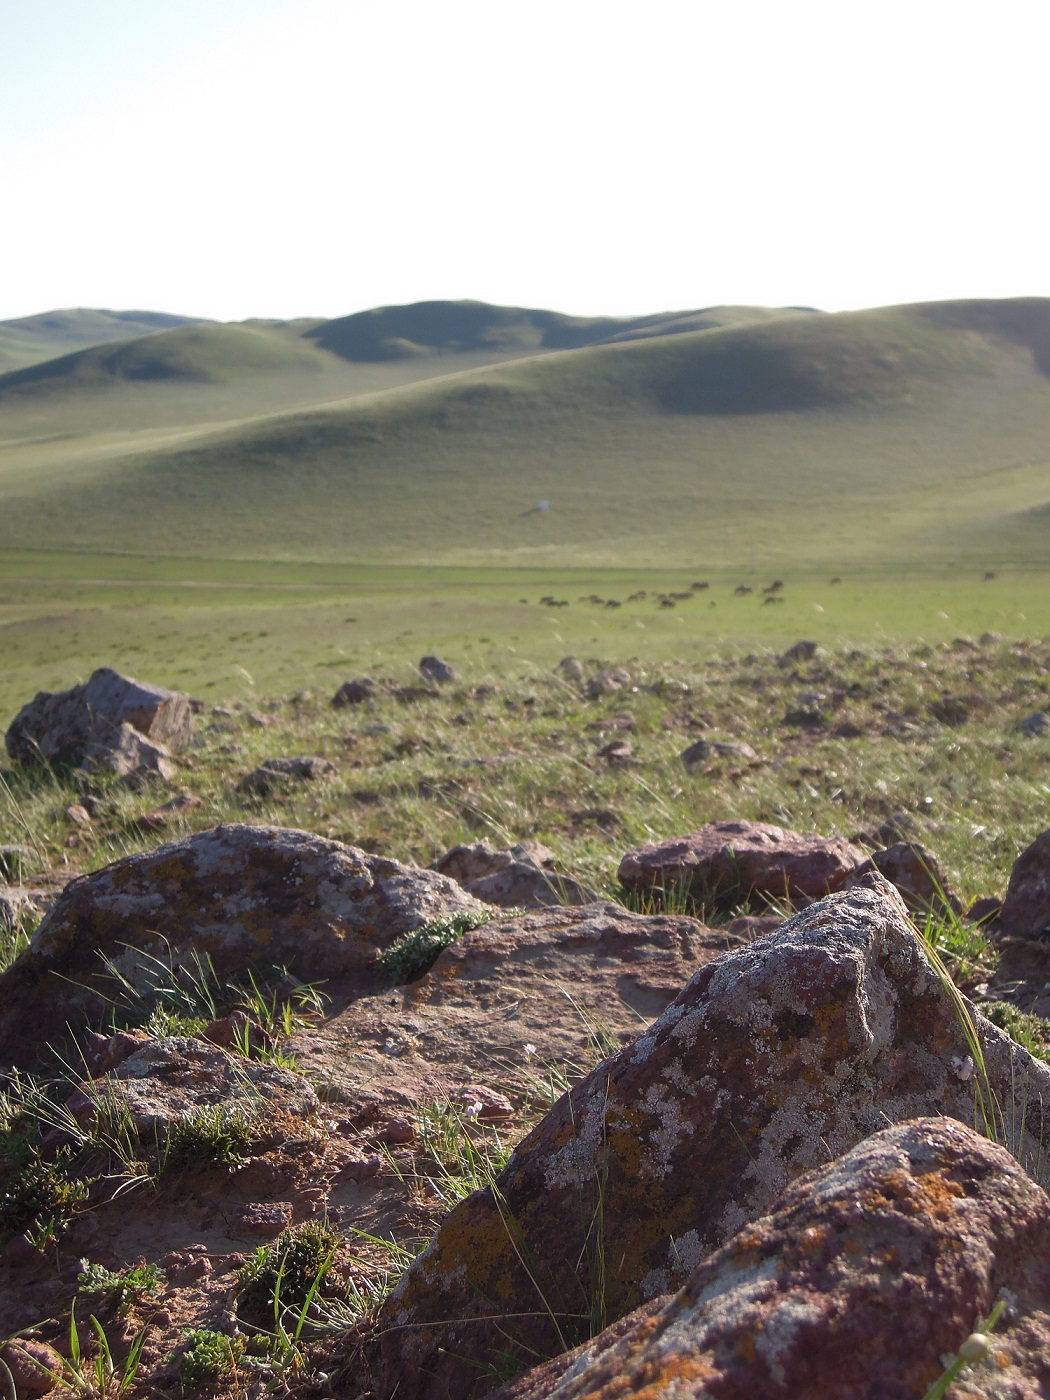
[795,1224,830,1257]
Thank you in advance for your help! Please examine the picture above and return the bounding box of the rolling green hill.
[0,308,199,375]
[1,297,1049,569]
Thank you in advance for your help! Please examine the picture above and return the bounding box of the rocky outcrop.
[487,1119,1050,1400]
[374,880,1050,1399]
[291,902,743,1118]
[5,667,191,765]
[617,819,865,906]
[430,841,598,908]
[0,824,487,1067]
[1000,827,1050,938]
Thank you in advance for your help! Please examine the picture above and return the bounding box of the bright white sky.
[2,0,1048,323]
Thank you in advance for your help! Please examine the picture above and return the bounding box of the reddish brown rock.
[332,676,379,706]
[0,1339,65,1394]
[431,841,597,909]
[617,819,865,906]
[5,666,191,765]
[229,1201,293,1236]
[1000,828,1050,938]
[486,1119,1050,1400]
[374,881,1050,1400]
[290,903,743,1120]
[0,823,487,1067]
[134,792,205,832]
[846,841,962,916]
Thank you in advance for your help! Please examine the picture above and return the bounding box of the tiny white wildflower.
[522,1043,538,1060]
[951,1054,975,1082]
[465,1100,483,1120]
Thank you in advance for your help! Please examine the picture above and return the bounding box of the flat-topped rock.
[431,840,598,908]
[618,819,865,906]
[0,823,487,1067]
[290,902,743,1120]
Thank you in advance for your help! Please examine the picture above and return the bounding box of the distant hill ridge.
[1,295,1050,568]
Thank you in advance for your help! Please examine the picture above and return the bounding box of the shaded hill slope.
[1,298,1049,568]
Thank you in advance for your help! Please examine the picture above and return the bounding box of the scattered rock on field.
[846,840,962,915]
[0,886,38,933]
[229,1201,294,1236]
[866,809,924,847]
[65,802,92,828]
[680,738,756,770]
[555,656,585,684]
[238,755,336,795]
[5,667,192,765]
[967,895,1002,926]
[780,639,819,664]
[375,881,1050,1397]
[0,824,487,1066]
[596,738,632,763]
[1001,827,1050,938]
[84,721,176,785]
[488,1119,1050,1400]
[586,666,632,698]
[617,819,865,906]
[430,840,597,909]
[1019,710,1050,736]
[134,792,205,832]
[419,655,456,683]
[332,677,379,707]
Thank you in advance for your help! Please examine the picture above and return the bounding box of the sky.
[2,0,1049,323]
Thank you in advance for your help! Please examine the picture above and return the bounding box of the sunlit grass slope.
[0,308,198,375]
[1,298,1049,568]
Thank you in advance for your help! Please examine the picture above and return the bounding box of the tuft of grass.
[983,1001,1050,1061]
[379,910,491,984]
[160,1104,253,1172]
[0,1150,91,1245]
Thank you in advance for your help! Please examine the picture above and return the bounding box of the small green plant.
[238,1219,339,1317]
[413,1099,512,1207]
[983,1000,1050,1061]
[923,1298,1005,1399]
[77,1261,165,1314]
[160,1105,253,1172]
[379,910,491,984]
[26,1309,152,1398]
[0,1150,91,1244]
[179,1327,247,1387]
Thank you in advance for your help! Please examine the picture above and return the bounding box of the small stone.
[66,803,92,828]
[230,1201,293,1235]
[967,895,1002,926]
[555,656,585,684]
[453,1085,514,1121]
[419,656,456,683]
[1018,711,1050,737]
[0,1340,65,1393]
[332,677,378,707]
[780,639,820,664]
[340,1154,383,1182]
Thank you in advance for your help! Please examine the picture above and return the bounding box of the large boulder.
[1000,827,1050,938]
[374,880,1050,1399]
[430,841,598,909]
[0,824,487,1067]
[617,819,865,906]
[5,667,192,765]
[84,721,176,785]
[488,1118,1050,1400]
[290,903,744,1115]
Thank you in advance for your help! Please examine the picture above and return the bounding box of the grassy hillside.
[1,297,1049,568]
[0,308,198,375]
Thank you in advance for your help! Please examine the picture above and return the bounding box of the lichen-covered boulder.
[1000,827,1050,938]
[617,819,864,905]
[374,880,1050,1400]
[487,1119,1050,1400]
[5,667,191,764]
[0,823,487,1067]
[84,721,176,785]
